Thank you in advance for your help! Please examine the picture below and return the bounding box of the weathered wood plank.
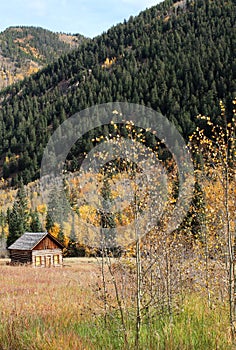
[34,236,61,250]
[10,250,32,264]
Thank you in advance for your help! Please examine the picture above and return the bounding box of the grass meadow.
[0,258,233,350]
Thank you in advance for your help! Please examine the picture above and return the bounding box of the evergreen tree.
[0,210,6,237]
[67,212,79,256]
[46,183,70,230]
[7,203,24,247]
[7,179,29,247]
[57,226,65,246]
[190,181,206,240]
[46,208,54,232]
[100,177,116,249]
[30,210,43,232]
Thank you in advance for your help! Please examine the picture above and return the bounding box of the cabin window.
[54,255,60,265]
[35,256,42,266]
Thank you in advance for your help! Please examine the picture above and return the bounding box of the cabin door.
[46,256,51,268]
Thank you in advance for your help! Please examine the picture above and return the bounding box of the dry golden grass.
[0,258,103,349]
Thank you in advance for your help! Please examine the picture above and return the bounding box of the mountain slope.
[0,26,86,89]
[0,0,235,185]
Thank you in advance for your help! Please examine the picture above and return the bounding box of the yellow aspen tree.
[189,100,236,339]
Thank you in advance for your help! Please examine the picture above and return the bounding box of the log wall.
[10,250,32,264]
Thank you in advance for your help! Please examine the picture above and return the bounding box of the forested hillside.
[0,26,85,89]
[0,0,235,185]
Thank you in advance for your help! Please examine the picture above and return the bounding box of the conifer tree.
[45,210,54,232]
[46,183,70,231]
[30,210,43,232]
[57,227,65,246]
[100,177,116,249]
[67,212,78,256]
[7,179,29,246]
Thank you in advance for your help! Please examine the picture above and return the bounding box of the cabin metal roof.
[8,232,63,250]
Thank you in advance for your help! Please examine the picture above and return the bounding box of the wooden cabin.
[8,232,64,267]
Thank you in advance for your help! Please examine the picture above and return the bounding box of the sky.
[0,0,161,38]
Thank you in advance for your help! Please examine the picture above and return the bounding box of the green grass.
[0,297,231,350]
[74,296,232,350]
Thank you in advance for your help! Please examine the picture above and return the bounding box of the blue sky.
[0,0,161,38]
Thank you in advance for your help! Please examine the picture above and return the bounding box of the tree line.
[0,0,234,185]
